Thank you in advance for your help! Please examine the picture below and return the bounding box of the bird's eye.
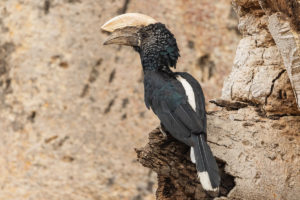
[140,32,148,39]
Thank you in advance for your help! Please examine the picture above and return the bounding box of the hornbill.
[101,13,220,191]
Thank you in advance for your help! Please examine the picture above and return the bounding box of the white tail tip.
[197,171,219,191]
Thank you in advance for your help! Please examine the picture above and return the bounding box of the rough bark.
[223,0,300,116]
[259,0,300,109]
[136,127,235,200]
[136,1,300,199]
[136,108,300,200]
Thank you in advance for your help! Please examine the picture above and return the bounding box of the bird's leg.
[159,123,168,139]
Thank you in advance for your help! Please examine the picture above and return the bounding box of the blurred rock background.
[0,0,239,199]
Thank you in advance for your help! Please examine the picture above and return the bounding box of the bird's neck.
[141,61,175,76]
[138,52,175,75]
[139,52,161,72]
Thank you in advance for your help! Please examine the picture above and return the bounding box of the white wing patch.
[190,147,196,163]
[176,76,196,111]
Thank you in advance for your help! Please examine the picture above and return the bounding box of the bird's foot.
[159,125,168,139]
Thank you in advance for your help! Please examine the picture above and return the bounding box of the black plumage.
[103,19,220,191]
[134,23,220,190]
[134,23,179,71]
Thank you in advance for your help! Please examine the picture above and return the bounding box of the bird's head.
[101,13,180,71]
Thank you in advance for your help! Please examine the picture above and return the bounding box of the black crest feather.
[136,23,180,71]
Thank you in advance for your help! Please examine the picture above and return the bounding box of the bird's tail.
[190,134,220,191]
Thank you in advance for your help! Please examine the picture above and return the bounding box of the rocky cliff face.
[0,1,238,199]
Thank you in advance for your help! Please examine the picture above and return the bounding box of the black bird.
[101,13,220,191]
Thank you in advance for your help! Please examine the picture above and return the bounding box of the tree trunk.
[136,1,300,199]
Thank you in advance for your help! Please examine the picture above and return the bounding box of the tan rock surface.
[0,0,238,199]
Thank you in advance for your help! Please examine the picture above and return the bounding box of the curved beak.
[103,27,140,46]
[101,13,157,46]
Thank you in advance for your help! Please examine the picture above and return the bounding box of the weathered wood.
[257,0,300,109]
[222,0,300,115]
[136,108,300,200]
[259,0,300,30]
[135,1,300,199]
[209,99,248,110]
[267,12,300,109]
[135,128,234,200]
